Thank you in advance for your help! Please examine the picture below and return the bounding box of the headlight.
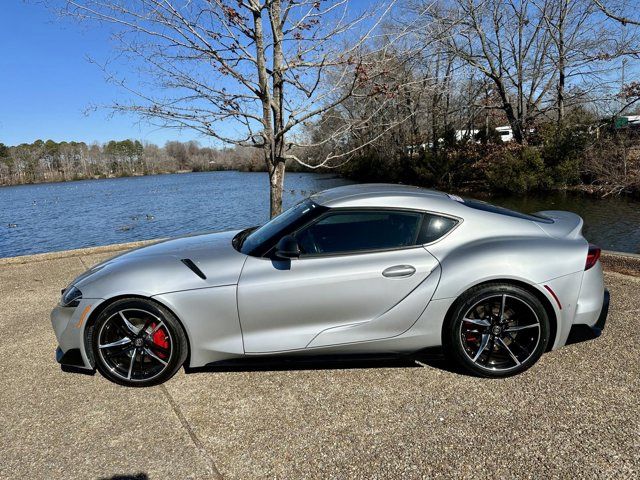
[61,286,82,307]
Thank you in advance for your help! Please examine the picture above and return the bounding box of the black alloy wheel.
[444,283,550,377]
[90,298,188,387]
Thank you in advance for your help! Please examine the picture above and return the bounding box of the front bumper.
[56,346,85,367]
[51,300,100,371]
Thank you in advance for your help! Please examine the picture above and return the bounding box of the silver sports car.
[51,184,609,387]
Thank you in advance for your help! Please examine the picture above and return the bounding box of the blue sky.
[0,1,206,147]
[1,1,376,149]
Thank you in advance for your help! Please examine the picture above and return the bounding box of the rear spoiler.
[534,210,584,239]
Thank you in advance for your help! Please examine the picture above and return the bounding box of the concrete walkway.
[0,244,638,479]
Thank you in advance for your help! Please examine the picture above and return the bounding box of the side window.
[296,211,422,255]
[417,214,458,244]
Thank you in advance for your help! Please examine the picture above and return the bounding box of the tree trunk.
[557,67,565,126]
[267,0,286,218]
[557,1,566,127]
[494,80,526,145]
[269,160,285,217]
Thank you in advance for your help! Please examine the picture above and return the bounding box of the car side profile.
[51,184,609,387]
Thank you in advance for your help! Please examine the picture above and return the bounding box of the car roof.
[311,183,456,211]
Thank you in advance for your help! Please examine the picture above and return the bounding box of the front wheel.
[443,283,550,377]
[90,298,188,387]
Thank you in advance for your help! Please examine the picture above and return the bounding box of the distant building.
[404,126,516,156]
[495,126,513,142]
[455,129,479,141]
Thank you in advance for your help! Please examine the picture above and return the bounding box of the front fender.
[153,285,243,367]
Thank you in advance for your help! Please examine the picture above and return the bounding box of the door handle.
[382,265,416,278]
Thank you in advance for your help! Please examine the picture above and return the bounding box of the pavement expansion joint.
[160,384,224,480]
[78,256,89,270]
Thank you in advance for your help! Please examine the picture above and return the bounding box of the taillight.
[585,244,601,270]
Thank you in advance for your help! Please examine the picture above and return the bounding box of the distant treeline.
[0,139,308,187]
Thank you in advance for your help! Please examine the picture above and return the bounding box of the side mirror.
[275,235,300,259]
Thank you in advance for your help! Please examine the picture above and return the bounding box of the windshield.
[238,200,326,256]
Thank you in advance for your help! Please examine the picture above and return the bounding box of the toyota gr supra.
[51,184,609,387]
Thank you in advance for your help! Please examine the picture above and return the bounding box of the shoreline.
[2,240,638,277]
[0,168,342,190]
[0,169,268,189]
[1,170,639,201]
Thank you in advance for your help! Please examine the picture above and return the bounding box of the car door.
[237,209,442,353]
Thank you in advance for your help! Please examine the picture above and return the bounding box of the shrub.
[485,146,550,193]
[537,123,588,186]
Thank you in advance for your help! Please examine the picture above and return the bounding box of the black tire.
[443,283,550,378]
[89,298,188,387]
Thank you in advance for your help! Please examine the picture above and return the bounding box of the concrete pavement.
[0,244,638,479]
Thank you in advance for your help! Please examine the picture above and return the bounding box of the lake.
[1,171,639,257]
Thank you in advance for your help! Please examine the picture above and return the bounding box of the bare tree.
[593,0,640,27]
[425,0,560,144]
[58,0,403,216]
[543,0,635,127]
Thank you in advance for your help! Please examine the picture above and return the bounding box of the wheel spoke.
[136,349,145,376]
[504,324,540,332]
[147,343,170,356]
[139,319,153,335]
[499,294,506,321]
[99,337,131,349]
[119,311,141,335]
[464,318,491,327]
[472,334,491,362]
[144,347,168,366]
[510,338,532,357]
[127,349,136,380]
[150,321,165,334]
[103,344,134,358]
[112,321,133,340]
[497,338,521,366]
[484,337,495,365]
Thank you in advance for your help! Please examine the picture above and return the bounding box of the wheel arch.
[83,294,192,369]
[441,278,558,352]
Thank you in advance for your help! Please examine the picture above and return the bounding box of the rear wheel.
[90,298,188,387]
[444,283,550,377]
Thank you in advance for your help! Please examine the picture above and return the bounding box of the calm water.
[0,172,351,258]
[1,172,639,257]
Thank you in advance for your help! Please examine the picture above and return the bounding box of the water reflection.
[0,172,351,257]
[485,191,640,254]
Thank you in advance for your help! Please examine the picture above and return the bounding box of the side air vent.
[180,258,207,280]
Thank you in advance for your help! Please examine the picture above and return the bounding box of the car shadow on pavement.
[185,347,469,376]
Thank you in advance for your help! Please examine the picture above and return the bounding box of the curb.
[0,240,161,266]
[600,250,640,277]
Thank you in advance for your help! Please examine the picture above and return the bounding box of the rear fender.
[429,236,587,301]
[540,271,584,349]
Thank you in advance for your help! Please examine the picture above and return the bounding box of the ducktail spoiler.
[534,210,584,239]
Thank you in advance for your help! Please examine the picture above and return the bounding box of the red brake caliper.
[150,322,169,359]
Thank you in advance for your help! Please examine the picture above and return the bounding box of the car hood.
[73,230,249,298]
[109,229,242,261]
